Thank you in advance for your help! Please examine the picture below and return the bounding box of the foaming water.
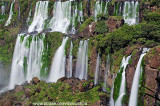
[48,37,68,82]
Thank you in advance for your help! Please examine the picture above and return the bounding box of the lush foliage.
[0,27,19,65]
[144,12,160,26]
[79,17,94,33]
[113,67,124,101]
[46,32,64,67]
[13,81,107,105]
[95,23,160,54]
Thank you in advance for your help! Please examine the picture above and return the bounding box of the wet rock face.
[25,88,31,97]
[78,22,96,37]
[143,46,160,105]
[107,17,124,32]
[126,48,141,94]
[32,77,40,85]
[15,85,23,93]
[88,47,97,80]
[58,78,94,92]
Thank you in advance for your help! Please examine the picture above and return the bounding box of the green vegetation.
[13,81,107,105]
[144,12,160,26]
[95,23,160,55]
[95,13,108,34]
[0,27,19,66]
[79,17,94,33]
[45,32,65,68]
[113,67,124,101]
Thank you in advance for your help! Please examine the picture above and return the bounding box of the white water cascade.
[78,2,83,23]
[5,0,15,26]
[128,48,149,106]
[94,53,101,85]
[26,35,45,82]
[115,55,132,106]
[103,55,110,91]
[9,34,45,89]
[110,85,115,106]
[26,9,32,26]
[70,2,84,34]
[123,1,139,25]
[48,37,68,82]
[75,40,88,80]
[1,1,5,15]
[67,41,73,78]
[28,1,48,33]
[94,1,108,21]
[49,1,71,34]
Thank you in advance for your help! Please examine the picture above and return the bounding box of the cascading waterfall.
[94,1,102,21]
[128,48,149,106]
[123,1,139,25]
[78,2,83,23]
[110,85,115,106]
[18,2,20,20]
[75,40,88,80]
[48,37,68,82]
[9,34,29,89]
[49,1,71,34]
[115,55,132,106]
[5,0,15,26]
[9,34,45,89]
[28,1,48,33]
[49,0,83,34]
[26,35,45,82]
[94,0,108,21]
[26,9,32,26]
[71,3,77,34]
[103,54,110,91]
[70,2,84,34]
[67,41,73,78]
[94,53,101,85]
[113,2,122,16]
[1,1,5,15]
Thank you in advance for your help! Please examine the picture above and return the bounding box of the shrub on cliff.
[79,17,94,33]
[144,12,160,26]
[95,20,109,34]
[96,23,160,54]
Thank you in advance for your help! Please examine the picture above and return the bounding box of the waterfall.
[49,0,83,34]
[70,2,84,34]
[128,48,149,106]
[18,2,20,20]
[94,53,101,85]
[94,1,102,21]
[5,0,15,26]
[9,34,45,89]
[26,35,45,82]
[49,1,72,34]
[28,1,49,33]
[67,41,73,78]
[1,2,5,15]
[94,1,108,21]
[48,37,68,82]
[9,34,29,89]
[115,55,132,106]
[103,54,110,91]
[75,40,88,80]
[26,9,32,26]
[78,2,83,23]
[123,1,139,25]
[110,85,115,106]
[109,73,116,106]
